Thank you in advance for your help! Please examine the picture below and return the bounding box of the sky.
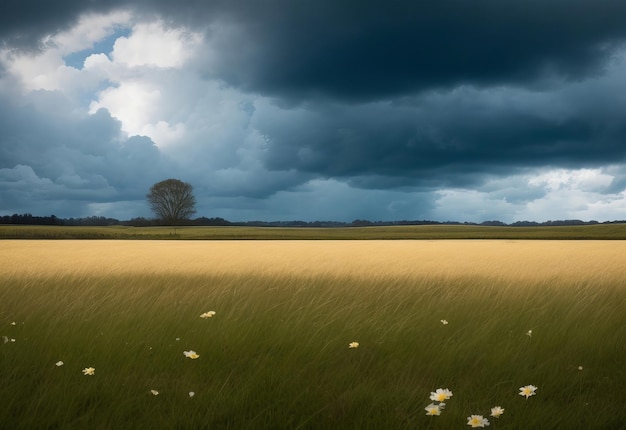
[2,1,626,223]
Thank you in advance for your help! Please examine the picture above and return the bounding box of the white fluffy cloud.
[528,168,614,192]
[521,169,626,222]
[110,21,202,68]
[90,81,166,139]
[431,168,626,223]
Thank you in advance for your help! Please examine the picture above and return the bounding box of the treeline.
[0,213,63,225]
[0,214,231,227]
[2,213,626,227]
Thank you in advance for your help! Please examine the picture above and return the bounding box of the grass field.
[1,240,625,429]
[3,222,626,240]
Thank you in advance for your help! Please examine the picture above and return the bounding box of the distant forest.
[1,213,625,227]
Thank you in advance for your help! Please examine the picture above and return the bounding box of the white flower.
[467,414,490,427]
[10,322,16,326]
[519,384,537,399]
[55,361,64,367]
[578,366,583,371]
[348,342,359,349]
[82,367,95,376]
[526,330,532,337]
[440,319,449,325]
[183,350,200,359]
[425,402,444,416]
[490,406,504,418]
[151,390,159,396]
[189,391,195,397]
[430,388,453,402]
[200,311,216,319]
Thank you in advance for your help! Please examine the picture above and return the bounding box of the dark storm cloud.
[4,1,626,101]
[207,0,626,101]
[253,80,626,189]
[0,0,120,47]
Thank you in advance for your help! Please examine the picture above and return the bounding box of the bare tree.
[146,179,196,225]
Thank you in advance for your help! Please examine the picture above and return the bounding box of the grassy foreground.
[3,222,626,240]
[1,241,625,429]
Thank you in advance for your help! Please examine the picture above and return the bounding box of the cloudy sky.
[2,0,626,222]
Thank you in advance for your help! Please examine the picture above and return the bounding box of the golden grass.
[3,240,626,284]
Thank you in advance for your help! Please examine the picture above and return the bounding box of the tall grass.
[1,241,625,429]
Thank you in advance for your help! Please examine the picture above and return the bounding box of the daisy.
[55,361,64,367]
[425,402,445,416]
[519,385,537,399]
[200,311,216,318]
[467,414,490,428]
[440,319,449,325]
[490,406,504,418]
[183,350,200,359]
[151,390,159,396]
[348,342,359,349]
[430,388,453,402]
[82,367,95,376]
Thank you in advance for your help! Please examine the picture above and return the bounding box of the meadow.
[1,240,625,429]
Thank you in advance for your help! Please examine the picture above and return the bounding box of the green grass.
[1,272,624,429]
[3,223,626,239]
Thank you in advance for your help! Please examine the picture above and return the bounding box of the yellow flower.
[490,406,504,418]
[151,390,159,396]
[348,342,359,349]
[200,311,216,318]
[82,367,95,376]
[425,402,444,416]
[55,361,64,367]
[467,414,490,428]
[519,384,537,399]
[183,350,200,359]
[430,388,453,402]
[440,319,449,325]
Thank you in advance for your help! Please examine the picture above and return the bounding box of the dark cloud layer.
[210,0,626,101]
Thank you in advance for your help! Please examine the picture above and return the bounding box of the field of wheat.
[1,240,625,429]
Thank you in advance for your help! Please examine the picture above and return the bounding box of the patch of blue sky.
[62,27,131,69]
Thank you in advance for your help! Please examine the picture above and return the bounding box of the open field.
[3,222,626,240]
[1,240,625,429]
